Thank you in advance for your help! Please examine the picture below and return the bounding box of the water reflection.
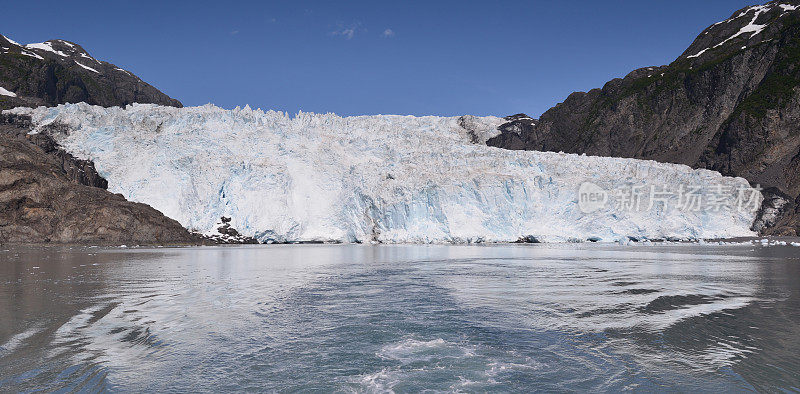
[0,244,798,391]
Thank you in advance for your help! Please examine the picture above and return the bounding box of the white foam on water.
[0,327,41,355]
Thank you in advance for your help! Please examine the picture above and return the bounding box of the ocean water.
[0,244,798,392]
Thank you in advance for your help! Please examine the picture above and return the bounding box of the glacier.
[8,103,760,243]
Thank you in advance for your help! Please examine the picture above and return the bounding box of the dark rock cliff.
[487,0,800,235]
[1,113,108,189]
[0,34,181,110]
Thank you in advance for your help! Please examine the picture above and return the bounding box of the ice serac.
[11,103,761,243]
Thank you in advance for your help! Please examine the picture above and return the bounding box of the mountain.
[9,103,760,243]
[487,1,800,235]
[0,34,181,110]
[0,34,196,244]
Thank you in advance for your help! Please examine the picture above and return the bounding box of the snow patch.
[689,3,792,59]
[74,61,100,73]
[0,86,16,97]
[114,67,135,77]
[79,52,100,64]
[25,41,69,57]
[0,34,21,47]
[713,5,770,49]
[9,103,761,244]
[687,48,708,59]
[19,49,44,60]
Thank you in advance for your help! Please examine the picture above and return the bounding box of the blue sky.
[3,0,756,117]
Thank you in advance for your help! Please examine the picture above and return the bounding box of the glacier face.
[10,103,760,243]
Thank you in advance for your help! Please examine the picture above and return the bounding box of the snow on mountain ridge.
[0,34,21,47]
[25,41,70,57]
[2,36,132,76]
[8,103,760,243]
[0,86,16,97]
[712,5,771,49]
[686,2,798,59]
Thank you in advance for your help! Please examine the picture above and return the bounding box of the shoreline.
[4,236,800,249]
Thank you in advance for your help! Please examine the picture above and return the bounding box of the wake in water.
[1,244,799,392]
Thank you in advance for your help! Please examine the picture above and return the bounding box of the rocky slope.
[0,116,197,244]
[0,34,199,244]
[0,34,181,110]
[487,1,800,235]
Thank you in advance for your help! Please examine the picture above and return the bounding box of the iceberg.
[8,103,760,243]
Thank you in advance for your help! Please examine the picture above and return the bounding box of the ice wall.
[9,103,760,243]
